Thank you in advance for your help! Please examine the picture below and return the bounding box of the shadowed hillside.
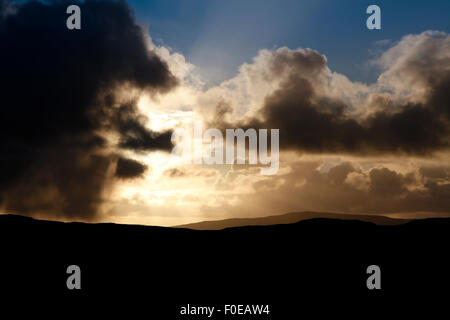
[1,214,449,316]
[176,211,410,230]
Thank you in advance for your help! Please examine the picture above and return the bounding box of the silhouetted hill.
[176,211,409,230]
[1,214,449,316]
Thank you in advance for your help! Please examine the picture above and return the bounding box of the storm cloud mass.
[212,35,450,155]
[115,157,147,179]
[0,0,177,219]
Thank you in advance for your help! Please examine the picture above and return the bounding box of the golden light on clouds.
[2,2,449,226]
[86,31,450,226]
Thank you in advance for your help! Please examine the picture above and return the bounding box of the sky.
[128,0,450,84]
[0,0,450,226]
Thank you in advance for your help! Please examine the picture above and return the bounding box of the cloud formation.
[115,157,148,179]
[0,0,177,219]
[193,157,450,219]
[209,32,450,155]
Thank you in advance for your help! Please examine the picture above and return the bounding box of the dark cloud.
[242,72,449,154]
[419,166,450,180]
[0,0,15,20]
[0,151,113,220]
[115,157,147,179]
[0,0,177,219]
[212,41,450,155]
[369,168,406,196]
[110,101,173,152]
[327,162,355,185]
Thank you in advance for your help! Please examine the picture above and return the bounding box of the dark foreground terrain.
[1,214,449,317]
